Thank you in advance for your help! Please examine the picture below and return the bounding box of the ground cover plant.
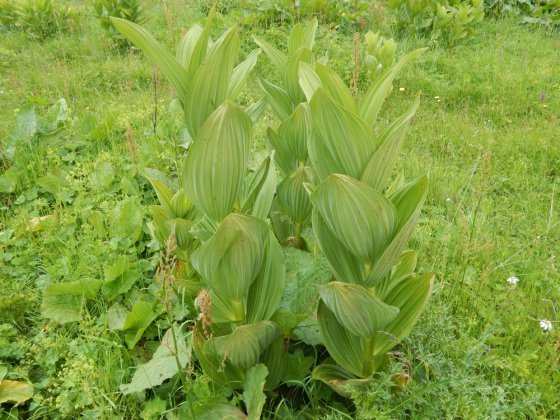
[1,0,559,418]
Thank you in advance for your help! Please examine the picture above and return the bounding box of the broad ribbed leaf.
[266,128,296,176]
[277,166,317,226]
[191,214,268,309]
[259,335,286,390]
[318,282,399,338]
[246,232,286,323]
[312,209,364,285]
[309,174,398,263]
[285,47,312,105]
[366,175,428,286]
[185,28,239,136]
[309,88,377,179]
[298,61,322,102]
[111,18,189,104]
[185,17,214,81]
[315,62,358,114]
[213,321,280,369]
[183,101,252,221]
[361,95,420,190]
[373,272,434,355]
[253,35,287,74]
[288,23,304,56]
[228,49,261,99]
[240,155,277,220]
[259,79,292,120]
[317,300,364,377]
[176,23,203,69]
[243,364,269,420]
[246,98,268,123]
[147,177,174,217]
[195,333,245,388]
[359,48,426,124]
[303,18,318,50]
[277,103,311,164]
[312,364,373,398]
[376,250,417,299]
[121,302,156,348]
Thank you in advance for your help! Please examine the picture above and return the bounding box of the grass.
[1,1,559,418]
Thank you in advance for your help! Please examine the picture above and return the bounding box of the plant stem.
[231,299,245,321]
[362,337,375,377]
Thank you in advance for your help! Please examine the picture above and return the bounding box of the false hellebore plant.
[112,14,434,414]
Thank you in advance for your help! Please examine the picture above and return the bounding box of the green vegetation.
[1,1,559,418]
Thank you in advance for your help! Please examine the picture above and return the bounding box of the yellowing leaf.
[0,380,33,404]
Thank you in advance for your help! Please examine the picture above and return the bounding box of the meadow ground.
[1,1,559,418]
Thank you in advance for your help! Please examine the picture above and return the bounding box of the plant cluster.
[0,0,77,39]
[91,0,148,49]
[386,0,485,45]
[42,13,437,416]
[485,0,560,25]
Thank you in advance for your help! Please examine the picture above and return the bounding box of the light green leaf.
[317,300,364,377]
[285,46,312,104]
[246,97,268,123]
[121,302,156,348]
[147,177,174,217]
[288,23,304,57]
[361,95,420,190]
[41,279,103,324]
[298,61,323,102]
[366,175,428,286]
[240,155,277,220]
[120,326,191,395]
[303,17,318,50]
[228,48,261,99]
[213,321,280,369]
[359,48,426,124]
[373,272,434,356]
[195,334,245,388]
[310,174,398,263]
[107,303,128,330]
[376,250,417,299]
[190,214,268,314]
[243,364,269,420]
[259,78,292,120]
[110,198,145,242]
[194,400,244,420]
[91,161,114,190]
[182,102,252,221]
[276,103,311,166]
[277,166,317,226]
[111,18,189,104]
[309,88,377,180]
[311,364,373,398]
[102,256,139,300]
[253,35,287,74]
[185,14,215,81]
[176,23,203,69]
[315,62,357,114]
[259,335,286,390]
[185,27,240,136]
[318,282,399,338]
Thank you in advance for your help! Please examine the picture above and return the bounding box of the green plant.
[386,0,485,45]
[485,0,560,25]
[92,0,147,48]
[0,0,77,38]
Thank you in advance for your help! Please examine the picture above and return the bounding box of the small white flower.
[506,276,519,286]
[446,197,451,203]
[539,320,553,332]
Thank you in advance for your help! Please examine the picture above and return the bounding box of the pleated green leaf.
[373,272,434,356]
[303,17,318,50]
[298,61,322,102]
[170,189,194,219]
[267,128,296,176]
[253,35,287,74]
[259,335,286,390]
[185,17,214,81]
[285,47,312,105]
[213,321,281,369]
[277,166,317,226]
[312,364,373,398]
[359,48,426,124]
[185,27,239,136]
[259,78,292,120]
[190,214,268,307]
[309,174,398,263]
[361,95,420,190]
[366,175,428,286]
[315,62,358,114]
[288,23,304,57]
[311,208,364,285]
[375,250,417,299]
[240,155,277,220]
[317,300,364,377]
[195,333,245,388]
[228,48,261,100]
[246,97,268,123]
[110,18,189,104]
[277,103,311,164]
[147,177,174,217]
[183,101,252,221]
[246,232,286,323]
[243,364,269,420]
[319,282,399,338]
[149,205,171,245]
[309,88,377,180]
[176,23,203,70]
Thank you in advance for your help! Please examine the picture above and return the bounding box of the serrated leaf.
[309,89,377,180]
[318,282,399,338]
[120,325,191,395]
[213,321,280,369]
[183,102,252,221]
[243,364,268,420]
